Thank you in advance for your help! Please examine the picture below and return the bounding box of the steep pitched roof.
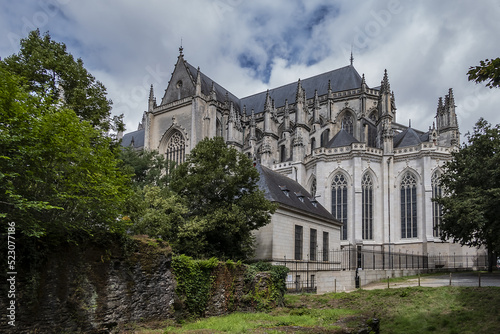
[393,127,427,148]
[326,129,359,148]
[255,164,339,224]
[240,65,362,115]
[121,129,145,149]
[185,62,241,112]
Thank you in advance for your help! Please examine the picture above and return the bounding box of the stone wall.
[0,236,275,333]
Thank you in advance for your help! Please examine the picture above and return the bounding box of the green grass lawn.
[123,285,500,333]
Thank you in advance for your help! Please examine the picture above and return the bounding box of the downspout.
[387,156,392,269]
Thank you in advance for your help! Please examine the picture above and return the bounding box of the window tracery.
[401,172,417,238]
[332,173,348,240]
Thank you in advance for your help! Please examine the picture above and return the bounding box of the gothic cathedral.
[123,48,469,258]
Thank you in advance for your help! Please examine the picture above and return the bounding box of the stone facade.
[122,49,479,261]
[0,237,278,333]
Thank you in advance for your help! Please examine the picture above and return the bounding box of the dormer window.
[308,197,318,207]
[295,191,305,202]
[279,185,290,197]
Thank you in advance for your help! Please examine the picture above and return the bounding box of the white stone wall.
[253,207,341,261]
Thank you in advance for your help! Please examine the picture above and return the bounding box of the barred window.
[295,225,303,260]
[323,232,329,261]
[332,173,348,240]
[362,173,373,240]
[310,229,317,261]
[401,172,417,238]
[165,131,186,168]
[432,171,443,238]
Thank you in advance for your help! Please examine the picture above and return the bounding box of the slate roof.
[185,60,363,116]
[121,129,145,149]
[240,65,363,115]
[393,127,429,148]
[255,164,339,224]
[326,129,359,148]
[185,62,242,112]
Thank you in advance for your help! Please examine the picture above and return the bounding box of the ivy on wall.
[172,255,219,316]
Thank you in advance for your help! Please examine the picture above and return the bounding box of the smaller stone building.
[254,163,342,261]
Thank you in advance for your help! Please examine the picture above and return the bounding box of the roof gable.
[160,56,197,105]
[326,129,359,148]
[393,127,424,148]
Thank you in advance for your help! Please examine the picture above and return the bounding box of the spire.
[178,39,184,58]
[264,89,272,112]
[313,89,320,124]
[149,84,154,101]
[250,109,256,127]
[361,73,367,92]
[448,88,455,106]
[296,79,304,102]
[148,84,156,110]
[210,81,217,101]
[437,97,444,113]
[229,102,236,122]
[381,69,390,93]
[195,66,201,96]
[350,50,354,66]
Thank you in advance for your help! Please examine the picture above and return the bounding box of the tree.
[169,137,277,260]
[0,67,130,244]
[434,119,500,272]
[1,29,123,134]
[119,147,173,189]
[467,57,500,89]
[125,185,187,243]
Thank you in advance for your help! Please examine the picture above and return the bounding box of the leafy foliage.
[169,137,277,260]
[171,255,219,317]
[0,65,130,243]
[434,118,500,270]
[125,185,187,243]
[119,147,173,188]
[1,29,123,134]
[467,57,500,89]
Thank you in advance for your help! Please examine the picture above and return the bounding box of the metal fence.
[271,247,489,292]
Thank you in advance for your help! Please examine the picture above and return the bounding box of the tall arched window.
[342,114,354,135]
[165,130,186,168]
[362,173,373,240]
[431,171,443,238]
[332,173,348,240]
[401,172,417,238]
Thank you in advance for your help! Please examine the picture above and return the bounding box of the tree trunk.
[487,247,495,273]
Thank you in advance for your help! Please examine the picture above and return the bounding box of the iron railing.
[270,247,489,292]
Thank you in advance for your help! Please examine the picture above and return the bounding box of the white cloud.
[1,0,500,136]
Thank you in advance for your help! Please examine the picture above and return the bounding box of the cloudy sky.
[1,0,500,139]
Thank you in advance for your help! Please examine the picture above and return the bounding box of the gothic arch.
[337,108,356,136]
[367,108,378,123]
[361,171,375,240]
[395,167,422,186]
[330,170,350,240]
[307,174,317,197]
[362,167,379,187]
[398,169,420,239]
[327,167,352,187]
[158,125,189,167]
